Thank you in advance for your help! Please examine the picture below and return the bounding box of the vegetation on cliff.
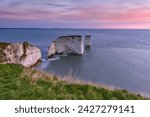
[0,42,11,63]
[0,64,147,100]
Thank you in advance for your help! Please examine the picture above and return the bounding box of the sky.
[0,0,150,29]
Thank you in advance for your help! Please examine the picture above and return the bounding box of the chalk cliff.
[48,35,84,57]
[0,42,41,67]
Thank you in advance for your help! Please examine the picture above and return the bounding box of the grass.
[0,64,148,100]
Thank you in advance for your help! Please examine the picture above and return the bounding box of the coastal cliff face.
[0,42,41,67]
[48,35,84,57]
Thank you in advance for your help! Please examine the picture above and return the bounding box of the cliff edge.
[0,42,41,67]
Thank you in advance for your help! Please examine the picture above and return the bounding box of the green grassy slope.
[0,64,147,100]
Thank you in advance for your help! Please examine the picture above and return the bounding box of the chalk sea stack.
[85,35,91,47]
[0,42,41,67]
[48,35,84,57]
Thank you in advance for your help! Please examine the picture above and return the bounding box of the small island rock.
[85,35,91,47]
[48,35,84,57]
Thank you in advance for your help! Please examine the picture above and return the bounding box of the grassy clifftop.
[0,64,147,100]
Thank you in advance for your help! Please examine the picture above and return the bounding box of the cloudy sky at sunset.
[0,0,150,28]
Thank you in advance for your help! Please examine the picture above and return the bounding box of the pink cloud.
[0,4,150,28]
[74,5,150,23]
[0,7,68,20]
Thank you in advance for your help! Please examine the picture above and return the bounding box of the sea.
[0,28,150,95]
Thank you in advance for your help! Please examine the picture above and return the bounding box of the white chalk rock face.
[48,41,56,57]
[85,35,91,47]
[0,42,41,67]
[48,35,84,57]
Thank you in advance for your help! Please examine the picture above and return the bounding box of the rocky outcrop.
[48,35,84,57]
[0,42,41,67]
[85,35,91,47]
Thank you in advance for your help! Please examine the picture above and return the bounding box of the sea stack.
[85,35,91,47]
[0,42,41,67]
[48,35,84,57]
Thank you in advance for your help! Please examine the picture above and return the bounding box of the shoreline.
[37,56,150,98]
[37,62,150,98]
[0,63,148,100]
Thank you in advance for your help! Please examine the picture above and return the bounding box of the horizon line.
[0,28,150,30]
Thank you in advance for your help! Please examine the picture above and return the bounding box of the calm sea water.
[0,29,150,95]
